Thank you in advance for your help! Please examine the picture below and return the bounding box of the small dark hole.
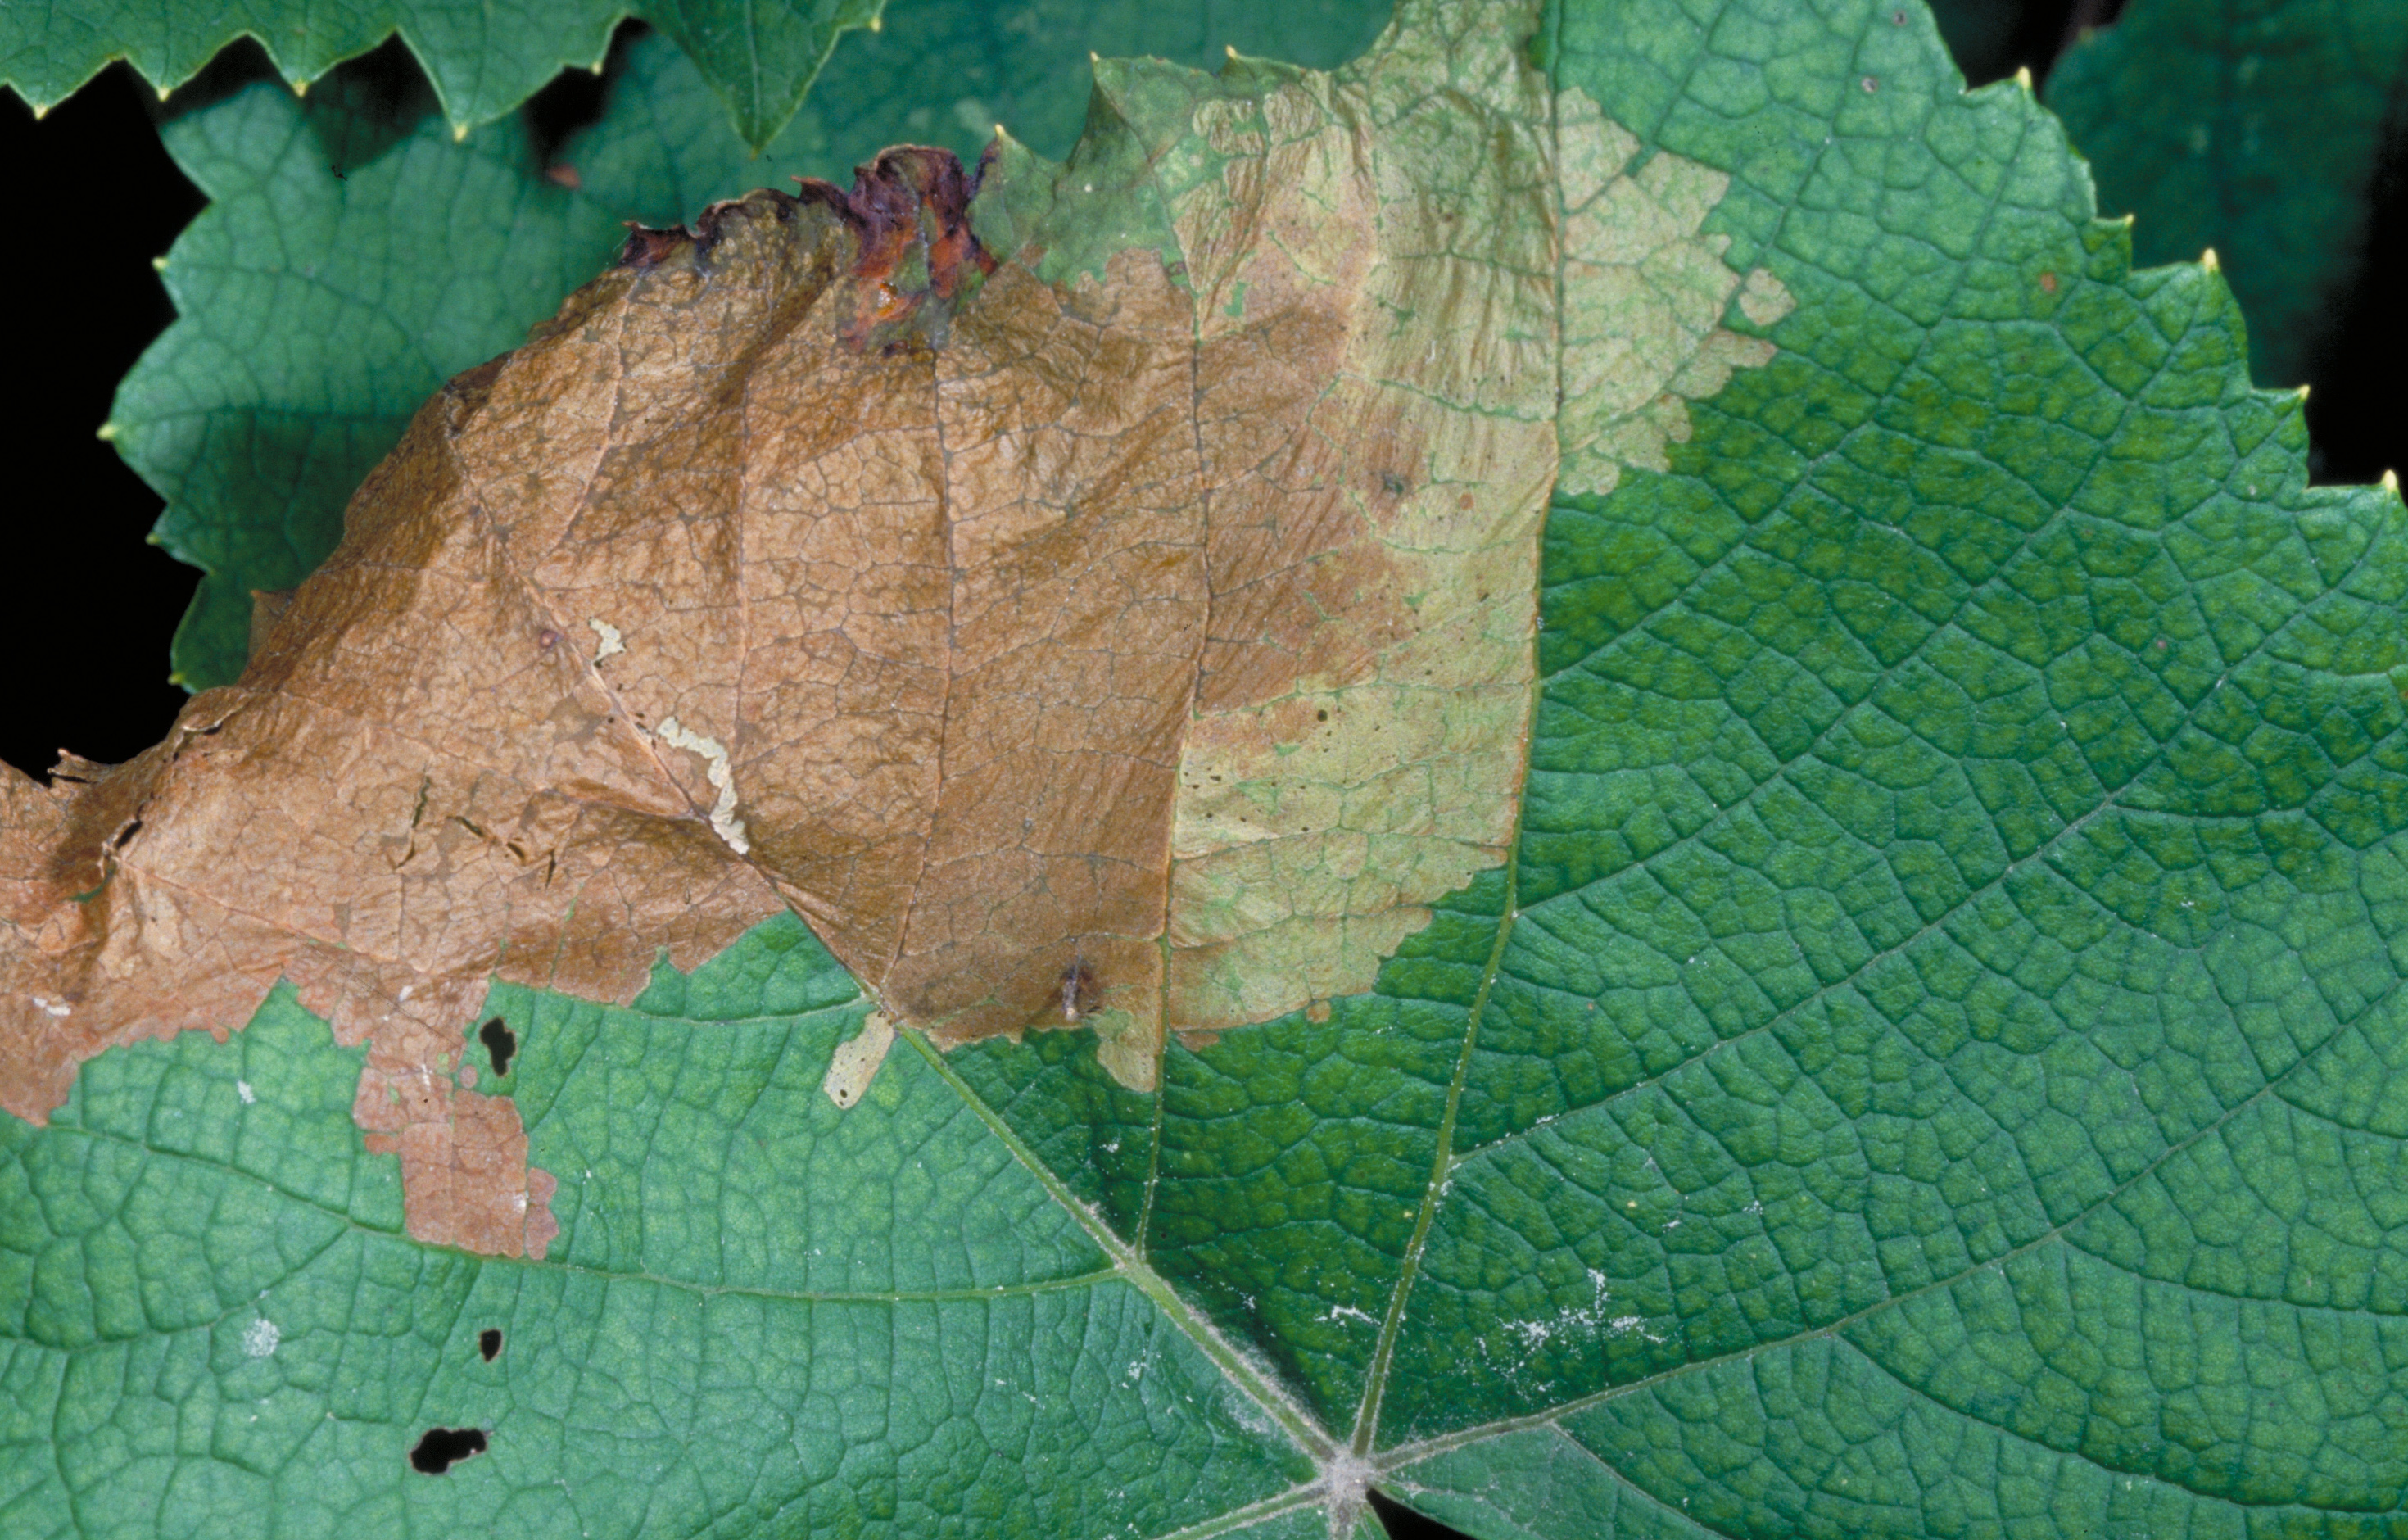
[1317,709,1329,722]
[479,1017,518,1077]
[408,1427,487,1474]
[478,1329,502,1361]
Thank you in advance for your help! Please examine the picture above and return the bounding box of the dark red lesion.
[617,224,695,270]
[618,146,996,350]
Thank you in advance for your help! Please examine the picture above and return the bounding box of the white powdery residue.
[1321,1304,1379,1326]
[237,1080,256,1105]
[1319,1452,1376,1520]
[587,618,624,664]
[1505,1271,1629,1352]
[29,995,70,1017]
[656,717,750,854]
[242,1318,280,1357]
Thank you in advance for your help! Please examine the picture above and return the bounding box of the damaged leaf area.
[0,0,1777,1257]
[18,0,2408,1536]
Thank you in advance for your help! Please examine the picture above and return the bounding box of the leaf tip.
[2383,468,2399,495]
[2200,246,2220,273]
[95,423,118,442]
[2013,65,2033,90]
[451,121,470,143]
[150,256,168,272]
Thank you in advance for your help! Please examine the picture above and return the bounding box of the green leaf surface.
[2,930,1313,1536]
[2047,0,2408,387]
[107,0,1394,691]
[638,0,885,147]
[17,0,2408,1535]
[0,0,881,145]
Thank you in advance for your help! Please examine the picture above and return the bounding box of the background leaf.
[2047,0,2408,388]
[0,0,882,144]
[635,0,884,147]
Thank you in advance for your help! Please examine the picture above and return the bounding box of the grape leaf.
[106,30,840,694]
[2048,0,2408,387]
[106,0,1394,693]
[12,0,2408,1537]
[640,0,884,148]
[0,0,882,147]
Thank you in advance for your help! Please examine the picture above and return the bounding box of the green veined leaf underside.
[7,2,2408,1538]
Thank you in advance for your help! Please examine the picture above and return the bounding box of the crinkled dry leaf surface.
[109,0,1396,700]
[12,0,2408,1536]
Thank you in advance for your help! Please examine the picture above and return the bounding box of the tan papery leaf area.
[0,1,1783,1257]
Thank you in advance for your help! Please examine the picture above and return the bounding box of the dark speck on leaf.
[479,1017,517,1078]
[410,1428,487,1474]
[478,1329,503,1361]
[1382,472,1408,496]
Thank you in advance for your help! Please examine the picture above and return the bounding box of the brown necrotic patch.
[0,4,1783,1250]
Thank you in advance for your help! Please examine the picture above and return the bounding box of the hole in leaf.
[479,1017,517,1077]
[1366,1489,1477,1540]
[478,1329,502,1361]
[408,1427,487,1474]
